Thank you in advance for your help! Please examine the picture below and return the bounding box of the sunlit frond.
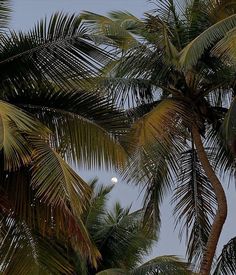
[126,99,187,149]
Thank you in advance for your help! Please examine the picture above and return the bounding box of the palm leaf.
[0,0,11,31]
[173,144,217,267]
[206,122,236,181]
[30,139,90,214]
[0,100,48,170]
[81,11,142,50]
[0,165,100,266]
[222,96,236,149]
[213,237,236,275]
[96,256,190,275]
[93,203,155,271]
[180,14,236,68]
[126,99,187,148]
[0,13,112,96]
[0,216,75,274]
[4,87,128,169]
[131,255,191,275]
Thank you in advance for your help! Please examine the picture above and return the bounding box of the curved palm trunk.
[192,126,227,275]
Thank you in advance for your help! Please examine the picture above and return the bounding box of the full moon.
[111,177,118,184]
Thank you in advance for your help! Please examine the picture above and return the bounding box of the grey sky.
[10,0,236,262]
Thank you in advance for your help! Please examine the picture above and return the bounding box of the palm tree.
[81,1,236,274]
[0,2,128,272]
[55,179,192,275]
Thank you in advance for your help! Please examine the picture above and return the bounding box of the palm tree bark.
[192,125,227,275]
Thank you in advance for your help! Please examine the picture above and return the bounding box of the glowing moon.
[111,177,118,184]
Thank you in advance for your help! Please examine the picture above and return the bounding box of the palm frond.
[131,255,191,275]
[126,99,187,149]
[222,97,236,150]
[213,237,236,275]
[30,137,90,216]
[180,14,236,68]
[4,86,128,169]
[206,122,236,181]
[0,100,48,170]
[173,144,217,267]
[0,216,75,274]
[0,13,112,94]
[83,179,113,235]
[81,11,142,50]
[96,256,190,275]
[0,0,11,31]
[94,203,155,271]
[0,165,100,266]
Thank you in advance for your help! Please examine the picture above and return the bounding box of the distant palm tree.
[81,1,236,274]
[0,1,127,272]
[60,179,191,275]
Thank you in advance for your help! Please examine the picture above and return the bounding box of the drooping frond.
[30,138,90,214]
[213,237,236,275]
[173,144,217,267]
[0,162,99,266]
[122,100,187,233]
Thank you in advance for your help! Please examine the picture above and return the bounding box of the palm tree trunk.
[191,126,227,275]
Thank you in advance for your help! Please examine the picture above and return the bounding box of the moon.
[111,177,118,184]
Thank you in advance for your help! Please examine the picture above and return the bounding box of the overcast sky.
[10,0,236,262]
